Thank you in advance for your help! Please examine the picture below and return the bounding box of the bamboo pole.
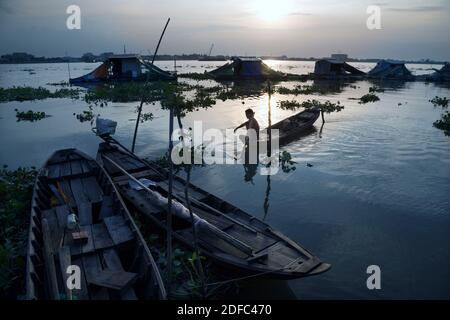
[175,112,206,298]
[166,105,174,292]
[131,18,171,153]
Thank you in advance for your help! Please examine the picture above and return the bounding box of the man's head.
[245,108,255,119]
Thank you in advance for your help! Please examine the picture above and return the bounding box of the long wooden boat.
[269,108,321,145]
[25,149,166,300]
[96,141,331,279]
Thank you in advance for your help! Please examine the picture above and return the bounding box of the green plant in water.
[15,110,48,122]
[278,99,344,123]
[359,93,380,104]
[369,86,385,93]
[429,96,449,108]
[0,86,82,102]
[433,111,450,136]
[0,166,37,299]
[279,151,297,173]
[74,106,96,123]
[277,85,324,95]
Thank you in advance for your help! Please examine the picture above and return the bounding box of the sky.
[0,0,449,60]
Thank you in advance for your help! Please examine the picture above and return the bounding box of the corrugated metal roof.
[108,54,141,59]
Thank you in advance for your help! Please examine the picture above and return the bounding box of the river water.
[0,61,449,299]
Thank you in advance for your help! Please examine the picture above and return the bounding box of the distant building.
[314,59,365,77]
[209,57,286,80]
[330,54,348,62]
[69,54,176,84]
[368,60,413,79]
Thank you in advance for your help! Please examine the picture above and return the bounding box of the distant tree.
[81,52,96,63]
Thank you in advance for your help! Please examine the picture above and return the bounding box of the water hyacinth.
[0,86,82,102]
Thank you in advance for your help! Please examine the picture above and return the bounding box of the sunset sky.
[1,0,449,60]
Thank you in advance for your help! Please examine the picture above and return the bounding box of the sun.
[253,0,294,22]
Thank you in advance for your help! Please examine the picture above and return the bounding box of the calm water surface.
[0,61,449,299]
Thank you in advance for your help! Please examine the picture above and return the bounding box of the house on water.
[209,57,286,80]
[427,63,450,82]
[368,60,413,79]
[69,54,176,84]
[313,59,365,78]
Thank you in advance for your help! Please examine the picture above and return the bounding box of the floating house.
[430,63,450,82]
[69,54,176,84]
[368,60,413,79]
[313,59,365,78]
[209,57,286,80]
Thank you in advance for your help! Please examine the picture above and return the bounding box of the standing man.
[234,108,260,164]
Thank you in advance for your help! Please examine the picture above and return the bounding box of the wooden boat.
[25,148,166,300]
[269,108,321,145]
[96,140,331,279]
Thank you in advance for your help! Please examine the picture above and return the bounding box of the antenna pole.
[66,51,71,82]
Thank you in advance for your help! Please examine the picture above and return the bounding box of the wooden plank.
[42,218,60,300]
[66,225,95,256]
[99,195,114,219]
[82,254,110,300]
[293,256,322,274]
[81,176,103,203]
[42,209,63,252]
[77,202,92,226]
[102,249,137,300]
[103,215,134,246]
[70,178,90,205]
[87,269,137,292]
[60,161,72,177]
[55,205,70,229]
[58,246,72,300]
[47,164,61,179]
[57,180,76,207]
[80,160,92,174]
[91,223,114,250]
[80,225,95,254]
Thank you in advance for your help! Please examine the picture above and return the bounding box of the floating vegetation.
[74,107,96,123]
[280,151,296,173]
[84,81,193,104]
[359,93,380,104]
[178,72,213,80]
[369,86,385,93]
[278,99,344,123]
[277,85,323,95]
[47,81,70,87]
[278,100,302,110]
[0,166,37,299]
[433,112,450,136]
[0,86,82,102]
[15,109,48,122]
[135,104,154,123]
[429,96,449,108]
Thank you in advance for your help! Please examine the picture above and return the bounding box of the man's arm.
[234,121,248,133]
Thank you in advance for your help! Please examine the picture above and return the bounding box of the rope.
[192,256,304,290]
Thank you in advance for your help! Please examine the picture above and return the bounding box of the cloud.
[387,5,445,12]
[288,12,312,16]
